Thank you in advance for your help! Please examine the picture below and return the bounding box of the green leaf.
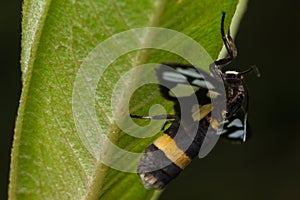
[9,0,248,199]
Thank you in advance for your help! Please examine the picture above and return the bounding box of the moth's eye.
[226,73,237,79]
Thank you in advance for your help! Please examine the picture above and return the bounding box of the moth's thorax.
[226,83,245,100]
[222,71,246,113]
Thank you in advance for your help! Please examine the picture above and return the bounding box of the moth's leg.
[130,114,177,131]
[130,114,177,120]
[210,12,238,76]
[242,112,248,142]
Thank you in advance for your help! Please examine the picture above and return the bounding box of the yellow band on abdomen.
[154,134,192,169]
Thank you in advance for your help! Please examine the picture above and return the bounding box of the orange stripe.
[192,104,212,121]
[154,134,191,169]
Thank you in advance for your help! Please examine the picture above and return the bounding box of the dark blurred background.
[1,0,299,199]
[0,1,22,200]
[161,0,300,199]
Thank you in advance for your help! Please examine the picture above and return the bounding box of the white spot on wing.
[176,68,205,79]
[227,119,243,128]
[192,79,215,89]
[228,130,244,139]
[162,72,187,83]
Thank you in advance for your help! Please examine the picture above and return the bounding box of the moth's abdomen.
[137,123,203,189]
[137,143,184,189]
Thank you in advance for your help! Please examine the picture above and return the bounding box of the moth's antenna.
[240,65,261,77]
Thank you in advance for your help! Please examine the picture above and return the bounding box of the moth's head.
[223,66,260,83]
[223,70,242,84]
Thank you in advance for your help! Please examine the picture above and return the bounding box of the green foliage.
[9,0,247,199]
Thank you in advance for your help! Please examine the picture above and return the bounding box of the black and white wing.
[156,63,224,97]
[218,109,250,142]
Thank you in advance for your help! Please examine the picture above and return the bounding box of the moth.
[132,12,260,189]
